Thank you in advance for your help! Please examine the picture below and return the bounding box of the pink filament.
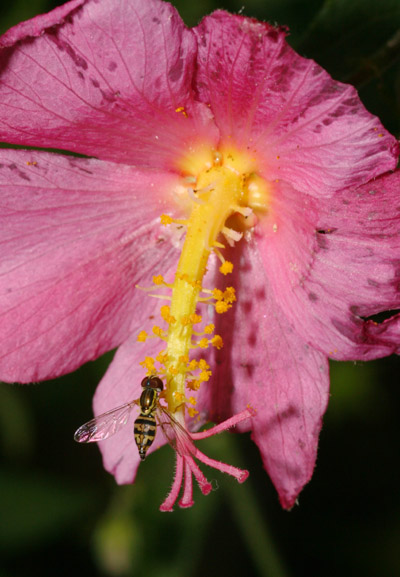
[159,452,184,512]
[178,459,194,508]
[193,446,249,483]
[185,455,213,495]
[191,408,253,440]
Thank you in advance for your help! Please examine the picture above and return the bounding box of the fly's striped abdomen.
[134,413,157,460]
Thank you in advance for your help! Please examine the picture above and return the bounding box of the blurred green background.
[0,1,399,576]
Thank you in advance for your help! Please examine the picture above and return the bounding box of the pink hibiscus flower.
[0,0,399,510]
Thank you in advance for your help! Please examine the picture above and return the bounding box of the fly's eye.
[140,376,151,388]
[140,375,164,392]
[149,376,164,392]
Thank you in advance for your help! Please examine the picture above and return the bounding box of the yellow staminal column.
[165,165,244,412]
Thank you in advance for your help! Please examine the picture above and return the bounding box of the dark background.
[0,1,399,576]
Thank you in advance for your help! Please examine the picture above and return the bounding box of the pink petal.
[365,314,400,352]
[0,0,217,167]
[93,333,171,484]
[194,12,398,195]
[0,0,85,45]
[198,245,330,509]
[257,172,400,361]
[0,149,180,382]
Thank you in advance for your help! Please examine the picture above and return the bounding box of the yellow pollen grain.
[181,314,197,326]
[204,324,215,334]
[199,370,211,382]
[192,380,201,391]
[224,287,236,303]
[197,337,209,349]
[175,106,188,118]
[153,275,165,285]
[211,335,223,349]
[215,301,230,314]
[152,326,165,338]
[137,330,148,342]
[187,407,199,418]
[177,273,202,289]
[189,313,202,324]
[246,403,256,416]
[173,391,185,404]
[156,352,168,364]
[140,357,156,373]
[161,214,188,226]
[219,260,234,275]
[186,380,196,391]
[160,305,176,324]
[188,359,199,371]
[212,288,223,301]
[160,214,173,225]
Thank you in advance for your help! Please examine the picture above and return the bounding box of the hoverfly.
[74,375,187,460]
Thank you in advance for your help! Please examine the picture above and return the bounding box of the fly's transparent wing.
[155,405,194,456]
[74,401,137,443]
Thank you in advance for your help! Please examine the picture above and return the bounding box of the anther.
[223,287,236,303]
[210,335,223,349]
[153,275,165,285]
[181,313,202,326]
[173,391,185,404]
[187,187,207,204]
[175,106,188,118]
[215,301,230,313]
[160,305,176,325]
[219,260,233,275]
[156,352,168,364]
[140,357,157,374]
[199,369,211,382]
[152,326,167,340]
[222,226,243,245]
[232,205,253,218]
[160,214,188,226]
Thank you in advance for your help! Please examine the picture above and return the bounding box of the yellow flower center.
[138,146,270,414]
